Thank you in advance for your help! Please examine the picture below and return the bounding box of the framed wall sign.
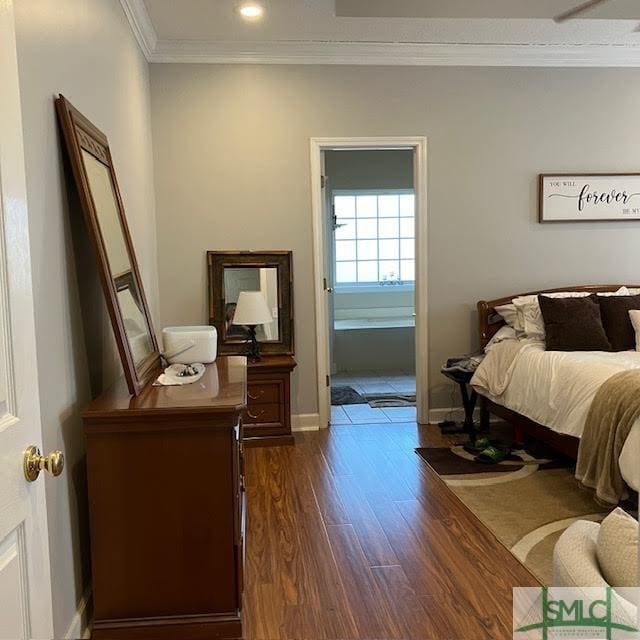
[539,173,640,223]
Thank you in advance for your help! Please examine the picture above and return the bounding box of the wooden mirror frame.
[208,251,294,356]
[56,95,160,395]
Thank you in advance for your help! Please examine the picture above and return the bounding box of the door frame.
[310,137,428,428]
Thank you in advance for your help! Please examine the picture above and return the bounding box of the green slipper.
[475,445,510,464]
[464,436,491,453]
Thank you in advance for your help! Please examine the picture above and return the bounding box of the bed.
[473,284,640,495]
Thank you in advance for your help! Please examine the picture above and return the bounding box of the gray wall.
[324,149,414,190]
[150,64,640,414]
[15,0,159,635]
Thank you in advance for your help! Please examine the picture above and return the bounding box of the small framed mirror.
[208,251,294,356]
[56,95,160,395]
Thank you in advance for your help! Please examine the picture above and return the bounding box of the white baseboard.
[292,413,321,432]
[65,585,92,639]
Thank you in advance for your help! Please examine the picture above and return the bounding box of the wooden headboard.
[478,285,640,348]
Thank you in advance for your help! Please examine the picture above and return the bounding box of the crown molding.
[119,0,157,59]
[149,39,640,66]
[117,2,640,67]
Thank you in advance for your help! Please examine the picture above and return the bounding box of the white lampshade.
[232,291,273,326]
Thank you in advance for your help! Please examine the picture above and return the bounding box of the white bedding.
[471,341,640,492]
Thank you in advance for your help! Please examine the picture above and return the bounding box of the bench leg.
[514,425,525,448]
[479,395,490,432]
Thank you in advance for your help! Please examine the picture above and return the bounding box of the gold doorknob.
[23,446,64,482]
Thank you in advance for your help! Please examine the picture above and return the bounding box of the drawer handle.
[248,389,265,401]
[247,409,265,420]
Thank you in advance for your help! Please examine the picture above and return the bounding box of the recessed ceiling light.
[238,3,264,20]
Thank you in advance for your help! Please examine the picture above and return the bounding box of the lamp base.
[244,325,261,362]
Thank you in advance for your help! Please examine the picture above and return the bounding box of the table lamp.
[232,291,273,361]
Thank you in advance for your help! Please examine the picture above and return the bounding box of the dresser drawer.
[244,356,296,446]
[243,403,283,425]
[247,382,281,405]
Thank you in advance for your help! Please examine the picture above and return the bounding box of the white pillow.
[485,325,517,352]
[629,310,640,351]
[597,508,638,593]
[494,303,517,329]
[513,295,545,339]
[599,286,631,297]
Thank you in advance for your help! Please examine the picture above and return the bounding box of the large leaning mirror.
[208,251,294,356]
[56,95,160,395]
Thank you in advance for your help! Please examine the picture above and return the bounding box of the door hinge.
[323,277,328,290]
[326,375,330,387]
[321,175,326,189]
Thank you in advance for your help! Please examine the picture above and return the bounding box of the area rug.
[331,385,365,405]
[415,442,631,585]
[364,393,416,408]
[418,445,564,475]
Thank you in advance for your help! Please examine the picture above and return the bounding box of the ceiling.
[336,0,640,19]
[121,0,640,66]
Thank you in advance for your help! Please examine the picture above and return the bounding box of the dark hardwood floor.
[243,422,539,640]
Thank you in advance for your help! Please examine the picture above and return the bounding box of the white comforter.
[471,341,640,492]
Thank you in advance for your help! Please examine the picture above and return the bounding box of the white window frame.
[332,188,416,293]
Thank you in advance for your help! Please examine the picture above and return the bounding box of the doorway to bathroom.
[326,149,416,425]
[310,138,428,429]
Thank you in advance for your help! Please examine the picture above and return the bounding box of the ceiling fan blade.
[553,0,610,22]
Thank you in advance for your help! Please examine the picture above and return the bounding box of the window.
[333,190,415,288]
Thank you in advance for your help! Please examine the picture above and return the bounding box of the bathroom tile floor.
[331,370,416,425]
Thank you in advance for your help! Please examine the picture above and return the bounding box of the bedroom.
[1,0,639,638]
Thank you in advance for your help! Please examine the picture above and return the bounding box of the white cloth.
[471,341,640,491]
[154,363,205,386]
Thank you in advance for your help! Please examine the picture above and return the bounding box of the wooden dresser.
[82,356,247,639]
[244,355,296,447]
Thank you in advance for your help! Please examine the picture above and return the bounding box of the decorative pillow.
[596,295,640,351]
[629,310,640,351]
[597,508,638,590]
[538,295,611,351]
[513,291,593,340]
[508,289,629,340]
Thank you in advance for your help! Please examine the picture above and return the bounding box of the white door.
[0,2,55,639]
[322,157,337,377]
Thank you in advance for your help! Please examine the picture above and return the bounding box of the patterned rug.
[330,385,365,405]
[416,441,626,585]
